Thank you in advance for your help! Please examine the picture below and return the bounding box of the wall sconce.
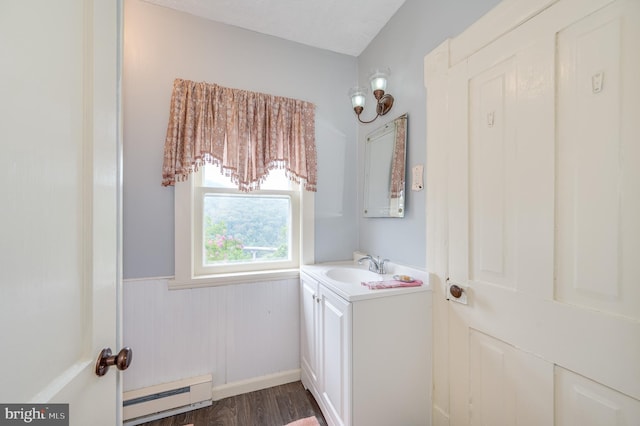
[349,68,394,124]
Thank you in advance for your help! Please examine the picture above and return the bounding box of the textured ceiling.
[142,0,407,56]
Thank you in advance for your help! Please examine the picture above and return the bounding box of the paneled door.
[427,0,640,424]
[0,1,121,424]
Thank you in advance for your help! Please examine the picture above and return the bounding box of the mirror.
[363,114,407,217]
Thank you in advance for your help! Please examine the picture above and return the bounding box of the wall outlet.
[412,165,424,191]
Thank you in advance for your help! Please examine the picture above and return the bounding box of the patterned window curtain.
[390,115,407,198]
[162,78,317,192]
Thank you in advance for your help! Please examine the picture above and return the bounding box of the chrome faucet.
[358,255,389,274]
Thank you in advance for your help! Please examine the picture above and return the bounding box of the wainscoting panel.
[123,277,300,394]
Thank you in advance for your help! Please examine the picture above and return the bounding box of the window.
[172,164,314,289]
[195,165,299,275]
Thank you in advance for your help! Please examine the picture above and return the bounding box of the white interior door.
[427,0,640,424]
[0,1,122,424]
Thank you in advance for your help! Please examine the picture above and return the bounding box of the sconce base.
[376,94,394,116]
[353,93,394,124]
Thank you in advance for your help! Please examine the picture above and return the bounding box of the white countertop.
[301,260,431,302]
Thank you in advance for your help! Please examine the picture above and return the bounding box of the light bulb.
[349,87,367,108]
[369,68,389,93]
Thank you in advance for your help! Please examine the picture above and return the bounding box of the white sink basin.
[324,267,383,284]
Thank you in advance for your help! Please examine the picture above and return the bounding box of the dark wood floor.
[139,381,327,426]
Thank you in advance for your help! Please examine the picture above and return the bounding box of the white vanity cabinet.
[300,274,320,394]
[301,273,352,426]
[300,267,432,426]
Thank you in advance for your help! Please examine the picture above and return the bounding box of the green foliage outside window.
[265,226,289,260]
[203,195,290,265]
[204,218,251,263]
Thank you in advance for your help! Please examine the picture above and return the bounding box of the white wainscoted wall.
[123,277,300,398]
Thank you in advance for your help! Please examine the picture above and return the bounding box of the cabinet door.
[320,287,352,426]
[300,275,320,390]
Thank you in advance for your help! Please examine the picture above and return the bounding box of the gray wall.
[123,0,359,278]
[123,0,501,279]
[356,0,500,269]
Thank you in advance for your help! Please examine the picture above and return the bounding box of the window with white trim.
[171,164,313,289]
[195,164,299,275]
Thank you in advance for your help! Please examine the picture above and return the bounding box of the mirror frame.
[363,113,407,218]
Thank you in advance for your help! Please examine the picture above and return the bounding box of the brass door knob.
[95,347,133,377]
[449,284,464,299]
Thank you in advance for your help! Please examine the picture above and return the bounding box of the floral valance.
[162,78,317,192]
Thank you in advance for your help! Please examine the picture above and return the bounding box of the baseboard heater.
[123,374,212,426]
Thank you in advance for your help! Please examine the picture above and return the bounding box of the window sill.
[169,268,301,290]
